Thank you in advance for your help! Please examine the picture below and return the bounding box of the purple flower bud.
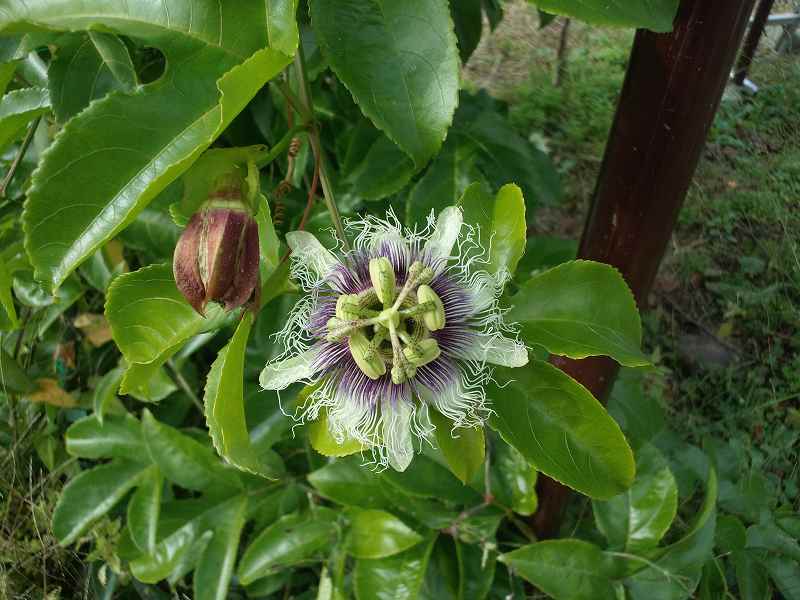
[173,176,260,315]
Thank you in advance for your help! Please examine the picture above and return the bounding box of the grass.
[465,3,800,507]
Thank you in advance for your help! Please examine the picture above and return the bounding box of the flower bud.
[173,174,260,315]
[349,330,386,380]
[369,257,396,306]
[416,285,445,331]
[403,338,441,367]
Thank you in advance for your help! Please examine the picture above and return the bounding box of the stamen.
[369,257,396,308]
[388,322,416,384]
[349,330,386,380]
[399,301,436,319]
[332,256,449,383]
[403,338,441,367]
[392,261,434,310]
[336,294,362,321]
[416,285,446,331]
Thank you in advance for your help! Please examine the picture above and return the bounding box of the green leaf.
[349,134,416,201]
[493,439,538,516]
[238,514,337,585]
[430,409,485,485]
[354,535,437,600]
[421,536,460,599]
[776,512,800,539]
[0,259,19,329]
[381,454,482,505]
[454,96,561,208]
[0,348,36,393]
[517,235,577,277]
[255,193,280,280]
[106,264,228,392]
[458,540,496,600]
[529,0,679,32]
[310,0,459,168]
[171,146,266,222]
[625,469,718,600]
[309,407,367,458]
[482,0,503,29]
[117,206,181,261]
[141,409,241,492]
[244,572,291,599]
[489,360,635,500]
[593,444,678,553]
[130,517,204,584]
[500,539,627,600]
[716,515,747,553]
[204,311,282,479]
[387,495,459,531]
[127,465,162,555]
[405,135,478,227]
[0,61,16,95]
[8,3,294,291]
[459,181,527,276]
[194,495,248,600]
[450,0,483,62]
[342,117,383,177]
[52,460,148,545]
[247,387,297,451]
[346,509,423,559]
[47,32,130,123]
[698,558,727,600]
[127,364,177,403]
[248,485,303,532]
[732,550,771,600]
[746,519,800,562]
[88,31,137,89]
[759,554,799,600]
[607,368,665,451]
[508,260,648,366]
[0,87,49,152]
[35,276,85,337]
[308,458,391,510]
[93,367,124,423]
[265,0,300,54]
[65,414,146,460]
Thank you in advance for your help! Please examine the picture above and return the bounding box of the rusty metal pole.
[734,0,776,86]
[532,0,758,539]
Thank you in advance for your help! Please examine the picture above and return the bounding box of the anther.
[369,257,396,307]
[402,338,441,367]
[336,294,362,321]
[349,330,386,380]
[326,317,359,342]
[416,285,445,331]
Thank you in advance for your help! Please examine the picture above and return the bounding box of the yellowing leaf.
[74,313,113,347]
[25,378,77,407]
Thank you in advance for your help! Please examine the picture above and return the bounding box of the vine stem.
[166,359,204,413]
[0,116,40,198]
[298,157,320,232]
[293,43,350,250]
[254,124,307,168]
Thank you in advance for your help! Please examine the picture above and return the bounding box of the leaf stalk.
[293,44,349,250]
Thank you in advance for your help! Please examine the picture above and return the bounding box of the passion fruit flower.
[259,208,528,471]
